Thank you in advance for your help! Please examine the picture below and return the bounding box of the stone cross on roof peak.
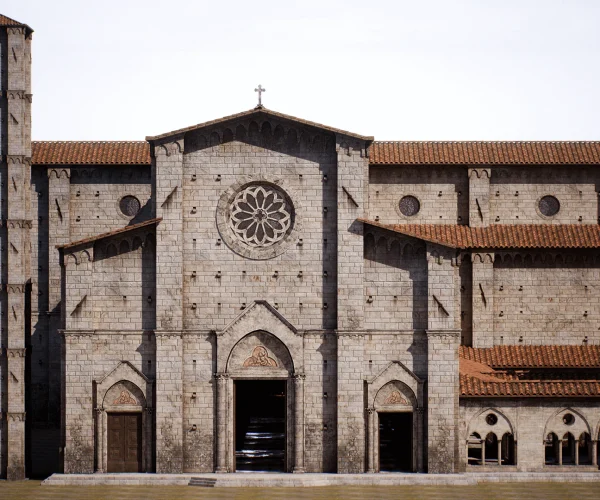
[254,84,266,109]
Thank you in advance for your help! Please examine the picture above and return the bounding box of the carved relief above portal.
[383,390,409,406]
[243,345,278,368]
[113,390,138,405]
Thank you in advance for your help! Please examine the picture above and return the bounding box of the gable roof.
[370,141,600,165]
[459,345,600,398]
[361,220,600,250]
[460,345,600,369]
[0,14,33,33]
[145,107,374,142]
[31,139,600,167]
[57,218,161,250]
[32,141,151,165]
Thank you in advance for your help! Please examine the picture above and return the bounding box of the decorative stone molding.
[6,155,32,165]
[1,219,33,229]
[7,348,27,358]
[468,168,491,179]
[47,168,71,179]
[426,329,461,340]
[7,412,26,422]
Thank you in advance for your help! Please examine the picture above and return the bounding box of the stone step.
[189,477,217,487]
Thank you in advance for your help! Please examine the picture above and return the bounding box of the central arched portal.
[218,328,302,473]
[234,379,288,472]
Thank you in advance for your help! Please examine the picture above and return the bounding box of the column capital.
[214,372,230,381]
[94,407,104,414]
[366,407,376,415]
[292,372,305,381]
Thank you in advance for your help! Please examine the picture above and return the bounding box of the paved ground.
[2,481,600,499]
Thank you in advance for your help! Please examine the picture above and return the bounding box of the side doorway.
[107,413,143,472]
[379,412,413,472]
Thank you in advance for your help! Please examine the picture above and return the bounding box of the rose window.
[229,185,293,248]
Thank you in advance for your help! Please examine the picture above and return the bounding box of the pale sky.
[4,0,600,141]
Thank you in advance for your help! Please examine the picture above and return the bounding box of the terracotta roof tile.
[57,218,161,250]
[459,345,600,397]
[361,220,600,249]
[0,13,33,33]
[31,139,600,167]
[460,375,600,398]
[370,141,600,165]
[0,14,25,26]
[32,141,151,165]
[460,345,600,369]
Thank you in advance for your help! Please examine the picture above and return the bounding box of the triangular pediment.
[146,106,373,143]
[220,300,298,337]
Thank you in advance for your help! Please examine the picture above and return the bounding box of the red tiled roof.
[30,139,600,167]
[371,141,600,165]
[460,345,600,369]
[0,14,32,33]
[361,220,600,250]
[57,218,161,250]
[32,141,151,165]
[459,345,600,397]
[0,14,24,26]
[460,376,600,397]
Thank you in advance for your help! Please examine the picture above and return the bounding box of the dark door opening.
[107,413,142,472]
[235,379,286,472]
[379,412,412,472]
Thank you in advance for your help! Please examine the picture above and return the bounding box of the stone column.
[416,407,425,472]
[497,438,502,466]
[558,439,563,466]
[293,373,305,473]
[481,438,485,465]
[592,440,597,466]
[145,408,153,473]
[215,373,229,473]
[366,408,375,473]
[574,438,579,465]
[95,408,104,472]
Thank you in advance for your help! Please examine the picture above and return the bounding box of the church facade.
[1,14,600,479]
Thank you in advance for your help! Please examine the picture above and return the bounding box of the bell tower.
[0,14,33,480]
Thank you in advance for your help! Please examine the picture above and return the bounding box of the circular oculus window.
[538,195,560,217]
[562,413,575,426]
[119,195,141,217]
[485,413,498,426]
[399,195,420,217]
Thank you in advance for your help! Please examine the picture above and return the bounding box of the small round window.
[562,413,575,426]
[538,195,560,217]
[399,195,420,217]
[486,413,498,426]
[119,195,141,217]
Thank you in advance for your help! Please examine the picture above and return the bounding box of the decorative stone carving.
[243,345,278,367]
[113,390,137,405]
[229,185,292,248]
[384,390,409,406]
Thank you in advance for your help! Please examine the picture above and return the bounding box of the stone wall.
[368,166,469,225]
[491,251,600,345]
[489,167,600,224]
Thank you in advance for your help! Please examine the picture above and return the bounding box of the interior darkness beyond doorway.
[235,380,286,472]
[379,412,412,472]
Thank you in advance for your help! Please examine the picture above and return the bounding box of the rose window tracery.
[229,185,293,248]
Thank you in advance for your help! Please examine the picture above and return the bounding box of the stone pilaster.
[292,372,305,473]
[426,243,460,473]
[366,407,375,473]
[215,372,228,473]
[155,332,183,473]
[426,329,460,473]
[336,135,369,474]
[468,168,490,227]
[471,252,494,347]
[1,23,32,480]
